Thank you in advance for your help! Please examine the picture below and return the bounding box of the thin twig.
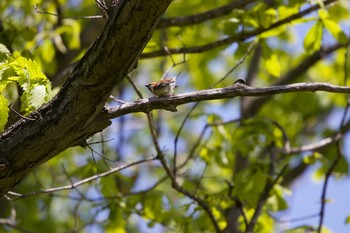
[86,143,115,163]
[245,165,288,233]
[126,75,144,98]
[146,111,221,232]
[317,66,350,231]
[160,44,186,80]
[287,132,342,154]
[180,118,241,170]
[317,142,342,233]
[9,103,35,121]
[34,4,105,20]
[235,198,249,228]
[173,103,197,175]
[272,213,319,224]
[0,218,35,233]
[212,41,257,87]
[7,158,155,199]
[172,42,254,175]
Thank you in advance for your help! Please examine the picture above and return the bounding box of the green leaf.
[322,18,348,44]
[223,18,240,36]
[199,147,211,163]
[56,19,81,50]
[285,225,315,233]
[0,94,9,132]
[304,21,323,53]
[0,43,10,62]
[264,53,281,77]
[261,42,281,78]
[233,169,268,207]
[142,191,163,221]
[259,25,287,38]
[106,207,126,233]
[100,175,119,197]
[6,51,52,114]
[278,5,300,19]
[212,207,227,230]
[345,215,350,224]
[40,39,55,63]
[303,152,322,165]
[267,185,289,212]
[20,84,48,112]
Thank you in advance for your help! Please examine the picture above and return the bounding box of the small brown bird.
[145,77,177,97]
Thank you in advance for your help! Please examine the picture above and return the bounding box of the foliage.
[1,0,350,233]
[0,44,51,131]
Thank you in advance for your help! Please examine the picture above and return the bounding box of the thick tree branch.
[142,0,337,58]
[108,82,350,118]
[157,0,255,28]
[0,0,172,196]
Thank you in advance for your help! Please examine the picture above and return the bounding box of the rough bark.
[0,0,172,196]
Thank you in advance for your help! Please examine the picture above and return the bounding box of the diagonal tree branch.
[142,0,337,58]
[0,0,172,197]
[157,0,256,28]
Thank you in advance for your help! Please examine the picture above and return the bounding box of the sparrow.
[145,77,177,97]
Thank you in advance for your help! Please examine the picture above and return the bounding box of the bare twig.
[246,165,288,233]
[317,92,350,233]
[317,142,342,233]
[212,41,257,87]
[8,103,35,121]
[172,42,255,174]
[160,44,186,80]
[146,111,221,232]
[86,143,115,163]
[7,158,155,199]
[34,4,105,20]
[0,218,34,233]
[126,75,144,98]
[317,56,350,231]
[287,133,342,154]
[271,213,319,223]
[180,118,241,169]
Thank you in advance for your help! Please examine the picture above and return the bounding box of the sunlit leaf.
[212,207,227,230]
[303,152,322,165]
[345,215,350,224]
[321,18,348,44]
[264,53,281,77]
[259,25,287,38]
[304,21,323,53]
[0,95,9,132]
[0,43,10,62]
[106,207,127,233]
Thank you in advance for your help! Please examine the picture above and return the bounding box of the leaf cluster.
[0,43,51,131]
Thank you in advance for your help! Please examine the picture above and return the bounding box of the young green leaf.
[0,95,9,132]
[322,18,348,44]
[0,43,10,62]
[304,20,323,53]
